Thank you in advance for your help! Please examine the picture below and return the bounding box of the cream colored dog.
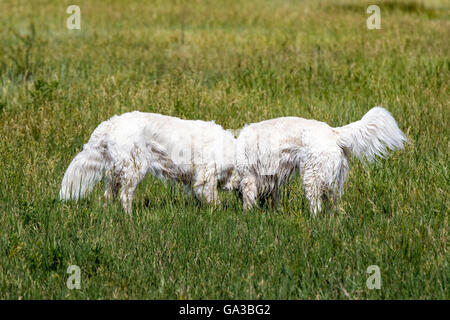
[235,107,407,215]
[60,111,239,213]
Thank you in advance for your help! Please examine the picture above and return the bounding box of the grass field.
[0,0,448,299]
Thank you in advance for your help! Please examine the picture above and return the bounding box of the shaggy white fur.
[60,111,240,213]
[235,106,408,215]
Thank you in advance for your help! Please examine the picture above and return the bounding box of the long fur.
[59,147,105,201]
[60,121,110,201]
[60,111,240,213]
[335,107,407,163]
[235,106,407,215]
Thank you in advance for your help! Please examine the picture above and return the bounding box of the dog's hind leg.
[118,158,150,214]
[322,151,348,214]
[104,168,121,202]
[104,175,113,202]
[306,190,322,216]
[119,183,137,214]
[302,170,323,216]
[241,175,258,210]
[302,149,348,215]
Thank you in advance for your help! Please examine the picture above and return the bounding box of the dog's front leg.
[192,167,221,207]
[193,180,220,207]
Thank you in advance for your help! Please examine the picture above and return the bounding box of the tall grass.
[0,0,448,299]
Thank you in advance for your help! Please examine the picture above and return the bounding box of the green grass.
[0,0,448,299]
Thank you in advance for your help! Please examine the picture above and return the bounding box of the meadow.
[0,0,448,299]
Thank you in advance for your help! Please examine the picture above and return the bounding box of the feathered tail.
[60,122,110,201]
[59,145,106,201]
[335,106,408,162]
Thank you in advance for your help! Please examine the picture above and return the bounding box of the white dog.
[235,106,407,215]
[60,111,239,213]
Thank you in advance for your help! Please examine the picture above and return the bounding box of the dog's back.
[236,116,340,177]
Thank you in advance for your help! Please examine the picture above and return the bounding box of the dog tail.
[334,106,407,163]
[60,125,110,201]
